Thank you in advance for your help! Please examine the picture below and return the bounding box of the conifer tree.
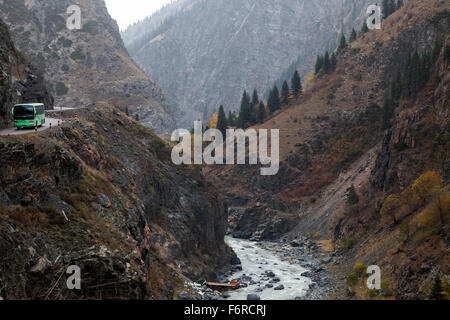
[324,51,331,73]
[268,85,281,113]
[252,89,259,106]
[291,70,302,97]
[281,80,290,105]
[361,21,369,34]
[331,52,337,71]
[429,276,444,300]
[388,0,396,16]
[350,28,357,42]
[257,102,266,123]
[217,105,228,136]
[227,111,235,127]
[339,33,347,50]
[382,0,390,19]
[347,185,360,205]
[315,55,324,73]
[238,91,251,128]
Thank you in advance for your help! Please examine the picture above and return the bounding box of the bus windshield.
[14,105,34,120]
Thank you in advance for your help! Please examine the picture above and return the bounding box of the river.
[224,236,312,300]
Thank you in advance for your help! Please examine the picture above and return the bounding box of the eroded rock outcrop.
[0,104,236,300]
[0,19,53,128]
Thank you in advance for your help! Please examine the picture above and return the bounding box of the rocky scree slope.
[0,0,175,135]
[0,104,236,300]
[207,0,449,299]
[123,0,374,128]
[0,19,53,129]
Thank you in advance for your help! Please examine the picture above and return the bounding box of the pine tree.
[361,21,369,34]
[330,52,337,71]
[339,33,347,50]
[382,0,390,19]
[323,51,331,73]
[347,185,360,205]
[281,80,290,105]
[315,55,324,74]
[268,85,280,113]
[217,105,228,136]
[388,0,396,16]
[238,91,251,128]
[252,89,259,106]
[350,28,357,42]
[396,0,404,10]
[429,276,444,300]
[291,70,302,97]
[272,85,280,111]
[257,102,266,123]
[227,111,235,127]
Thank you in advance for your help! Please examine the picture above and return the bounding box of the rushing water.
[224,236,312,300]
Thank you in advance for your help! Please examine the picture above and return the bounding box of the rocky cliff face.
[123,0,373,127]
[0,104,236,299]
[0,0,175,135]
[0,19,53,128]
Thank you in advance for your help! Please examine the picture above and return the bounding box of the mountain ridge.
[123,0,375,128]
[0,0,175,135]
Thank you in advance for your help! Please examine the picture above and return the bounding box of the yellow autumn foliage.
[304,72,315,91]
[380,194,402,223]
[410,171,441,206]
[208,113,218,129]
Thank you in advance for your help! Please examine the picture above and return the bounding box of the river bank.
[178,236,338,300]
[224,236,337,300]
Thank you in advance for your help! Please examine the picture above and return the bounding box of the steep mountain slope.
[206,0,449,299]
[123,0,373,128]
[0,0,175,135]
[122,0,193,47]
[0,104,236,300]
[0,19,53,128]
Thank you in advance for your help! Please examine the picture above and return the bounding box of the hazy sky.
[104,0,173,30]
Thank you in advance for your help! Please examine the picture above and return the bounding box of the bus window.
[13,105,34,120]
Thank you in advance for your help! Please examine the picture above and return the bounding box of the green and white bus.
[12,103,46,129]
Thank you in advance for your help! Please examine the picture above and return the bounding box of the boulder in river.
[270,277,280,283]
[274,285,285,290]
[265,270,276,277]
